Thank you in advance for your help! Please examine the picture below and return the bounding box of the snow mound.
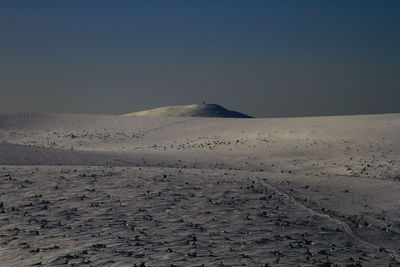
[121,104,253,118]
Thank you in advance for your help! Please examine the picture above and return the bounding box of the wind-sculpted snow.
[0,112,400,266]
[1,166,398,266]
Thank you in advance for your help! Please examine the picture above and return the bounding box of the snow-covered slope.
[1,112,400,266]
[1,112,399,179]
[122,103,253,118]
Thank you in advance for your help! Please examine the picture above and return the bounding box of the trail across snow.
[253,176,400,263]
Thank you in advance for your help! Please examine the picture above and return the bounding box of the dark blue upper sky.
[1,0,399,117]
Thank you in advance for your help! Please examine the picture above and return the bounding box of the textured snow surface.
[0,112,400,266]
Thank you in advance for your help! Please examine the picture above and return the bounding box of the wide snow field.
[0,112,399,266]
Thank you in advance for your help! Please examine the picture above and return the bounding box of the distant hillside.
[121,104,253,118]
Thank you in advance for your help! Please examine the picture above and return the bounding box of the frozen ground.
[0,112,400,266]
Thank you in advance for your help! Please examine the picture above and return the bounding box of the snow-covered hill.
[122,103,253,118]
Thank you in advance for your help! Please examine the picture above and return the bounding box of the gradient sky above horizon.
[1,0,399,117]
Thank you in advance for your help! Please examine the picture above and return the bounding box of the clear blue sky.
[1,0,399,117]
